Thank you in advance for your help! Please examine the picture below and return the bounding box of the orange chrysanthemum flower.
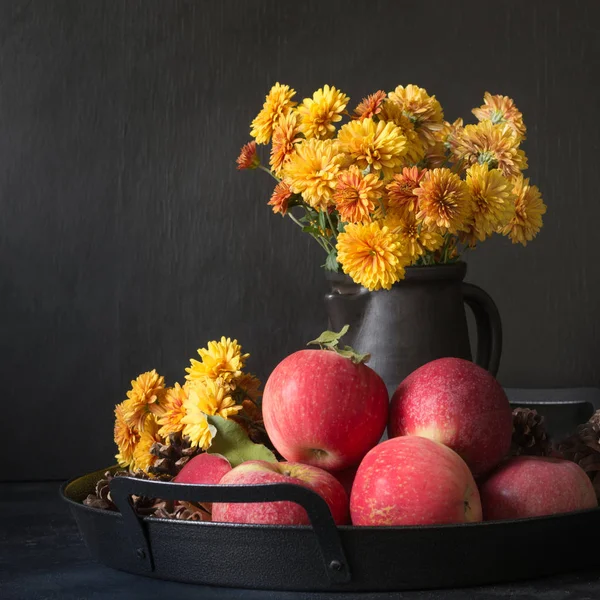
[114,402,140,469]
[298,85,349,140]
[122,370,167,432]
[236,141,260,170]
[250,83,297,144]
[386,166,428,216]
[336,222,410,291]
[234,372,263,403]
[415,168,473,234]
[421,142,447,168]
[132,415,162,474]
[472,92,526,140]
[384,209,444,261]
[333,166,383,224]
[450,120,527,179]
[377,100,426,165]
[501,175,546,245]
[353,91,387,120]
[337,118,407,179]
[156,383,188,438]
[268,181,293,216]
[282,138,344,210]
[270,112,301,175]
[465,164,515,243]
[387,84,445,146]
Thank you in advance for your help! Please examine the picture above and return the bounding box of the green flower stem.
[287,211,331,254]
[258,165,280,182]
[325,210,338,240]
[300,206,336,254]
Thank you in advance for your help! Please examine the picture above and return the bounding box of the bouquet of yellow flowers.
[237,84,546,291]
[112,337,269,477]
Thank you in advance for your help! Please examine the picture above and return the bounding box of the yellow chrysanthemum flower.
[187,379,243,420]
[298,85,349,140]
[270,112,301,175]
[180,385,221,450]
[185,337,249,386]
[501,175,546,245]
[415,168,473,234]
[337,118,408,179]
[465,164,515,242]
[114,402,140,469]
[333,166,383,224]
[378,100,426,165]
[132,415,162,474]
[122,369,167,432]
[472,92,526,140]
[384,209,444,262]
[450,120,527,180]
[282,138,344,210]
[387,85,445,146]
[156,383,188,438]
[250,83,297,144]
[336,222,410,291]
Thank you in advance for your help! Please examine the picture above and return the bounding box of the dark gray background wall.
[1,0,599,480]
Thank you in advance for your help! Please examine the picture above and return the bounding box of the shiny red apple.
[389,357,512,476]
[350,436,482,526]
[211,460,349,525]
[480,455,597,520]
[173,453,232,484]
[263,349,388,471]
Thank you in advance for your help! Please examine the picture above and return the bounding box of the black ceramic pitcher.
[325,262,502,393]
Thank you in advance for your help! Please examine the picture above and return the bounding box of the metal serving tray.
[61,466,600,592]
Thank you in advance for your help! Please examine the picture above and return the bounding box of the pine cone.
[83,470,161,515]
[557,413,600,500]
[148,431,200,478]
[510,408,552,457]
[153,501,211,521]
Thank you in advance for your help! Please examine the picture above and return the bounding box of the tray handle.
[109,476,351,584]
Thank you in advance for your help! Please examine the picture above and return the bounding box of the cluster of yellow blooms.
[113,338,262,474]
[237,84,546,291]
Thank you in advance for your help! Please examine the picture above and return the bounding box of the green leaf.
[324,249,339,272]
[302,225,321,236]
[206,415,277,467]
[307,324,349,347]
[318,210,327,232]
[337,345,371,364]
[307,326,370,364]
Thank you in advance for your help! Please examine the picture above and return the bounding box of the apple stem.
[307,325,370,365]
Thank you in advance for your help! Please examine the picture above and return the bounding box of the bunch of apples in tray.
[142,326,596,527]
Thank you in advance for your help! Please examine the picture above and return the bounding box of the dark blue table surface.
[1,481,599,600]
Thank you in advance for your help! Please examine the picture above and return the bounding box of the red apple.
[389,357,512,477]
[480,456,597,520]
[212,460,349,525]
[263,349,388,471]
[350,436,481,526]
[351,436,482,526]
[173,453,232,484]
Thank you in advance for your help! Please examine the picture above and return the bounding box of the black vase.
[325,262,502,394]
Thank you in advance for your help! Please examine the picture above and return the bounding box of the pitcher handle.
[462,283,503,376]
